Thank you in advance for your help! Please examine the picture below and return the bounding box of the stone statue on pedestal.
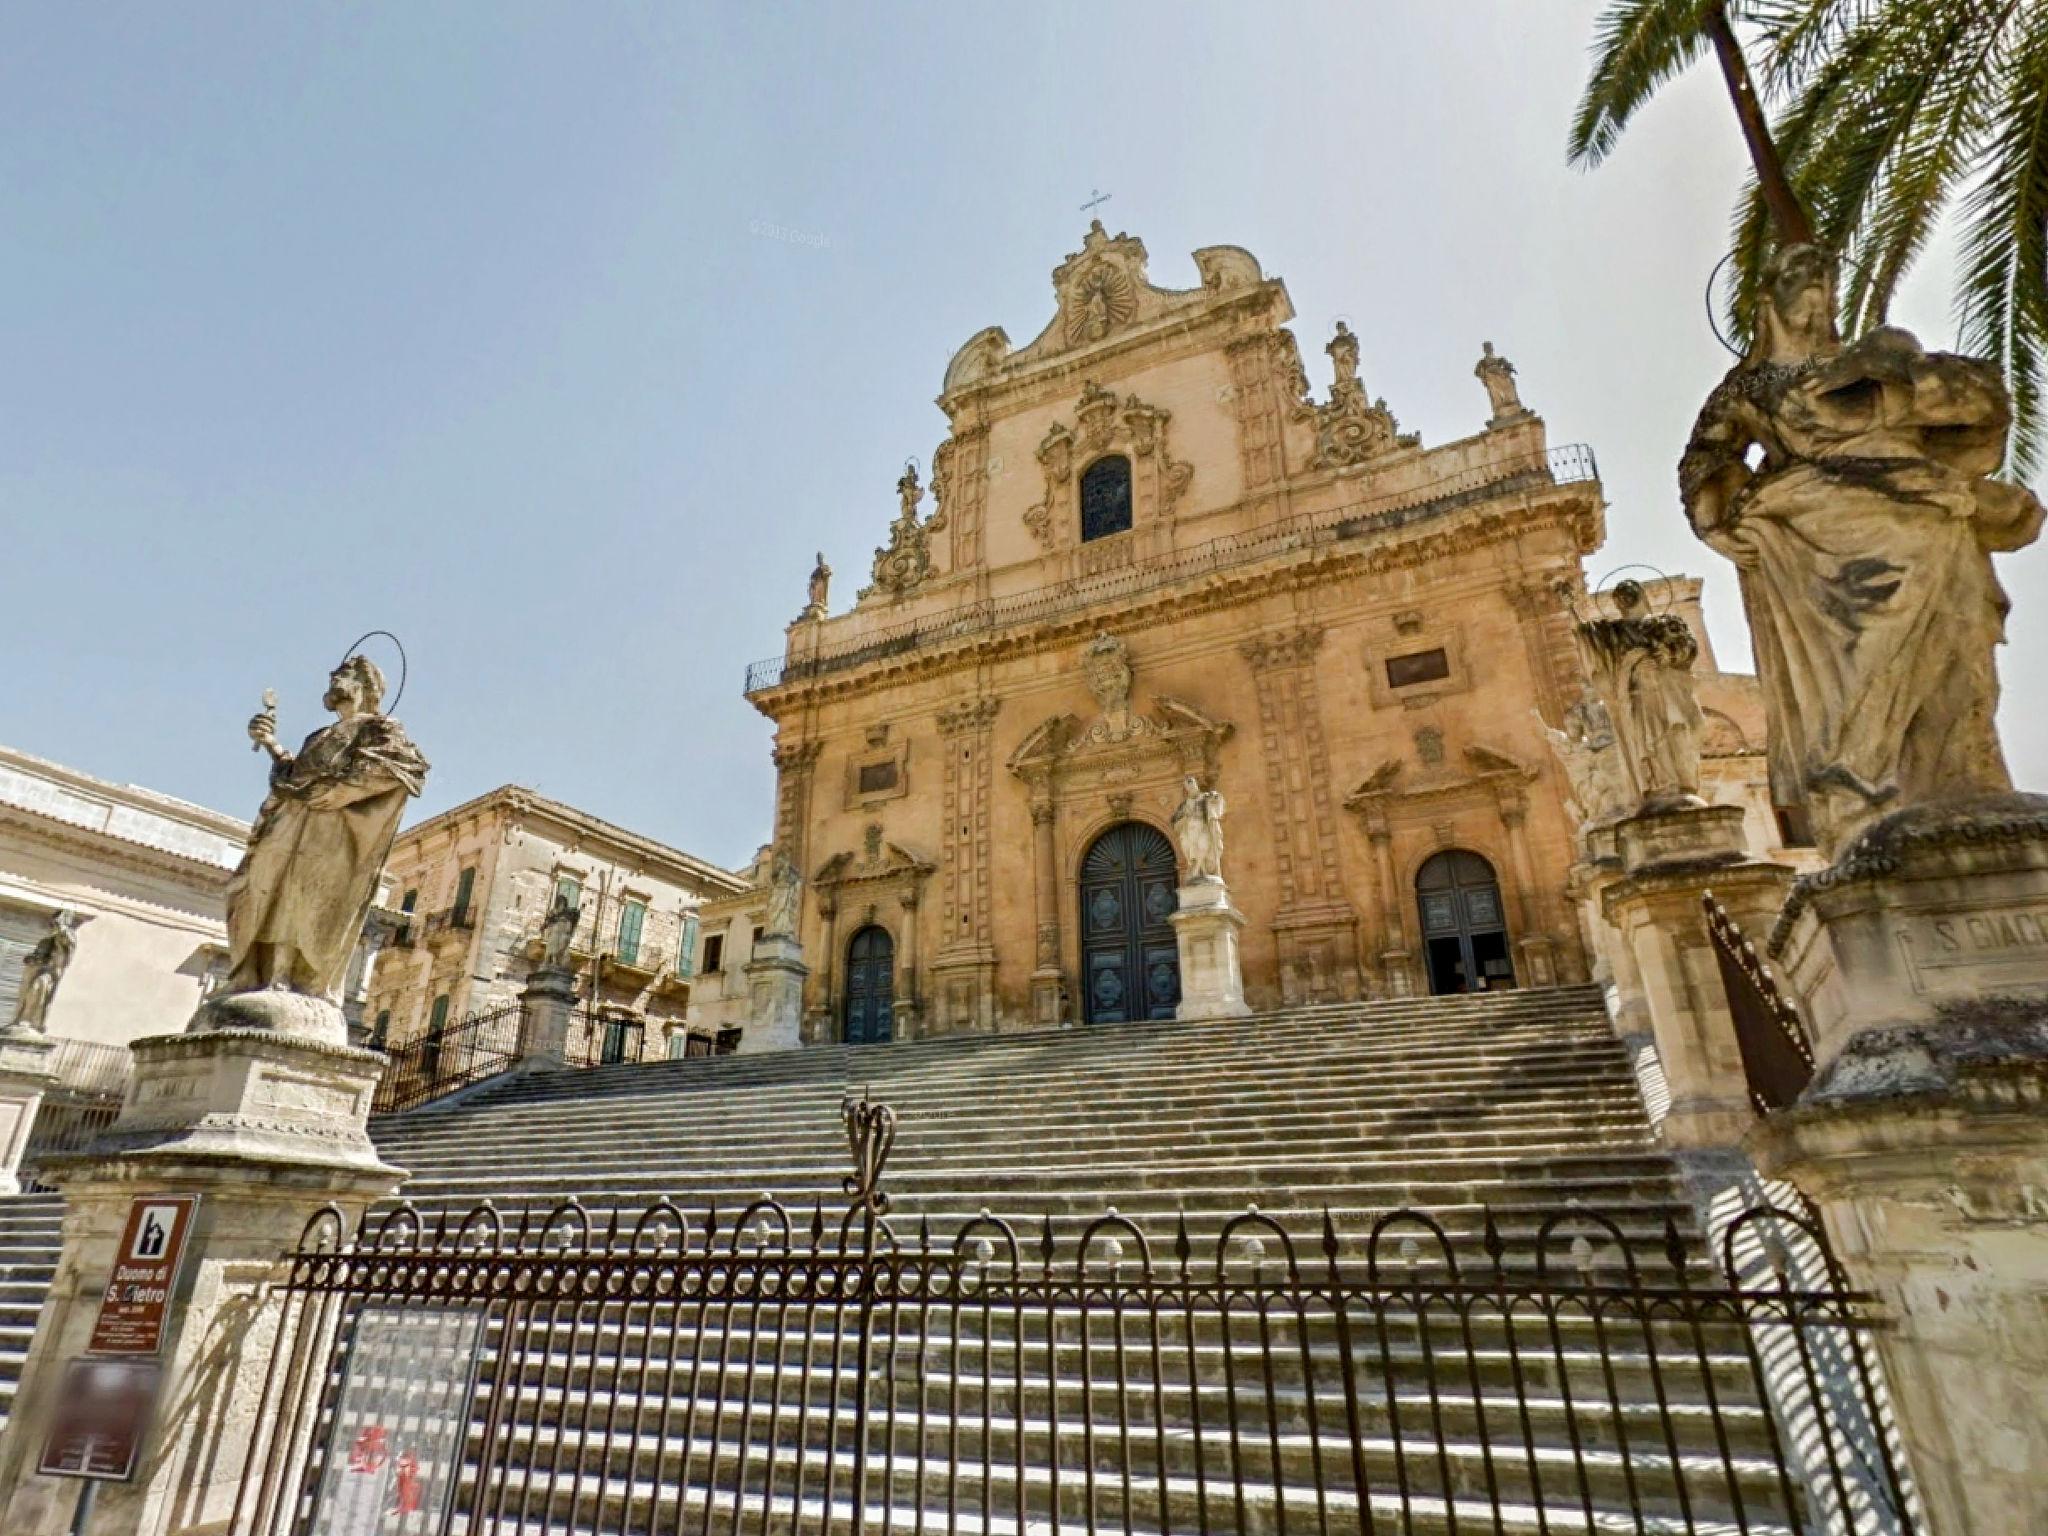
[1172,775,1226,883]
[1681,243,2045,858]
[763,849,803,940]
[1539,692,1631,828]
[1577,582,1705,814]
[799,552,831,621]
[538,893,578,971]
[1475,341,1525,421]
[5,911,78,1035]
[214,655,428,1034]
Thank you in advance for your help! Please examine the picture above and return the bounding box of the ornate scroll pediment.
[814,837,933,891]
[1009,634,1233,787]
[1024,383,1193,551]
[1346,741,1536,829]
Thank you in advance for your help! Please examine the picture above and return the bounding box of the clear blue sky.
[4,4,2031,869]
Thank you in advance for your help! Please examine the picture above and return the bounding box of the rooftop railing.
[744,441,1596,694]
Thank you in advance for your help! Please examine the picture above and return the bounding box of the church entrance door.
[1079,822,1180,1024]
[843,925,895,1045]
[1417,849,1516,995]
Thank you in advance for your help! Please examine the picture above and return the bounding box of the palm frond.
[1569,0,1720,167]
[1955,0,2048,477]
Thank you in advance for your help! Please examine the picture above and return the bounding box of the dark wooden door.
[843,925,895,1045]
[1417,849,1516,996]
[1080,823,1180,1023]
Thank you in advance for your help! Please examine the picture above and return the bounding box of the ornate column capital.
[1238,624,1326,672]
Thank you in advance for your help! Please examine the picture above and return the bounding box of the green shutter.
[428,994,450,1035]
[677,912,700,977]
[617,901,646,966]
[453,867,476,922]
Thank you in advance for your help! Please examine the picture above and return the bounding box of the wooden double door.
[1079,822,1181,1024]
[843,924,894,1045]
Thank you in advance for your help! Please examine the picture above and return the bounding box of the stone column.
[0,1019,402,1535]
[1750,796,2048,1534]
[741,932,807,1054]
[1027,797,1065,1027]
[1171,880,1252,1021]
[806,893,839,1045]
[515,962,580,1069]
[1600,803,1793,1151]
[0,1028,59,1196]
[1495,784,1559,987]
[1365,822,1414,997]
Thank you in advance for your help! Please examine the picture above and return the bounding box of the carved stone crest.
[862,464,934,601]
[1025,385,1193,550]
[1311,322,1417,470]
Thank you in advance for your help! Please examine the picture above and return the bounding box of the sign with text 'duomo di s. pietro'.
[88,1194,200,1356]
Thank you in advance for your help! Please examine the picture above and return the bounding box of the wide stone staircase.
[336,985,1828,1536]
[0,1193,62,1434]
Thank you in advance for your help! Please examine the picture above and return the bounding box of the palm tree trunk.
[1704,5,1815,245]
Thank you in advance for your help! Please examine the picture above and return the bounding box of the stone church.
[744,223,1785,1040]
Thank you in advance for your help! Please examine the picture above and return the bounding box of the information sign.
[87,1194,200,1356]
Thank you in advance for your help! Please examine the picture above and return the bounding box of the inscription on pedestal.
[1898,905,2048,995]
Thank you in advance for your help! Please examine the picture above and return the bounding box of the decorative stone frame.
[1024,382,1194,571]
[842,738,911,810]
[806,838,934,1044]
[1009,685,1232,1027]
[1343,744,1566,997]
[1365,616,1472,712]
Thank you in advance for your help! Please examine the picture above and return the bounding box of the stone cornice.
[0,799,236,895]
[751,482,1598,717]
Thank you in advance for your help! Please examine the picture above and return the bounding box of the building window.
[398,887,418,943]
[451,866,476,925]
[667,1032,689,1060]
[677,911,700,977]
[752,925,765,950]
[616,900,646,966]
[423,993,450,1076]
[858,760,899,794]
[554,874,583,912]
[1080,455,1133,541]
[1385,647,1451,689]
[701,932,725,974]
[1775,804,1817,848]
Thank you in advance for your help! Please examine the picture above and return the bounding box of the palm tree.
[1570,1,2048,473]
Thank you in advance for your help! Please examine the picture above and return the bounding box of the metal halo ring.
[335,630,408,712]
[1590,564,1678,614]
[1706,244,1873,358]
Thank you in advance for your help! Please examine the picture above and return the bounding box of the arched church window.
[1080,455,1133,542]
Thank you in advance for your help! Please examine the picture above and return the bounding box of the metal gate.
[233,1099,1918,1535]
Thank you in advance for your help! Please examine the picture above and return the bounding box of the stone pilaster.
[933,696,1000,1032]
[0,1010,402,1536]
[1026,796,1066,1028]
[1750,794,2048,1535]
[1170,881,1251,1021]
[0,1029,59,1196]
[1600,802,1794,1151]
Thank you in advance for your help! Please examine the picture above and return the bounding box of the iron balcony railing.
[43,1034,134,1099]
[745,442,1598,694]
[1704,890,1818,1112]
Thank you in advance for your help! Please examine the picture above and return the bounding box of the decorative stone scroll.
[862,465,936,601]
[1310,322,1417,470]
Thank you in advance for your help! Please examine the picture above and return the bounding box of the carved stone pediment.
[814,838,934,895]
[942,224,1278,396]
[1009,635,1233,790]
[1345,741,1535,828]
[1310,322,1419,471]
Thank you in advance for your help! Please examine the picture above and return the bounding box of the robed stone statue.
[763,848,803,940]
[213,654,428,1035]
[5,910,79,1035]
[1681,244,2044,857]
[1576,582,1705,814]
[1172,775,1226,883]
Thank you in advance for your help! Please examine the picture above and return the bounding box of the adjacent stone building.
[743,224,1793,1041]
[362,785,747,1060]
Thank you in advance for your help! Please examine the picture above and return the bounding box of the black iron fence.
[233,1099,1915,1536]
[1704,891,1818,1113]
[373,1002,524,1116]
[746,443,1599,694]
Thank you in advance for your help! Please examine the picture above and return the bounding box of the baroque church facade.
[744,224,1781,1040]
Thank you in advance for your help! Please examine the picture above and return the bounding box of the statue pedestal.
[742,933,807,1054]
[1751,794,2048,1535]
[1601,803,1793,1150]
[0,1029,59,1196]
[1171,880,1252,1022]
[516,964,581,1069]
[0,1019,403,1536]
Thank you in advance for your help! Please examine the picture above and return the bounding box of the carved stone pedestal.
[742,933,807,1054]
[1601,803,1793,1150]
[1171,881,1251,1022]
[516,964,580,1069]
[0,1029,58,1196]
[1752,795,2048,1535]
[1030,968,1067,1030]
[0,1015,403,1536]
